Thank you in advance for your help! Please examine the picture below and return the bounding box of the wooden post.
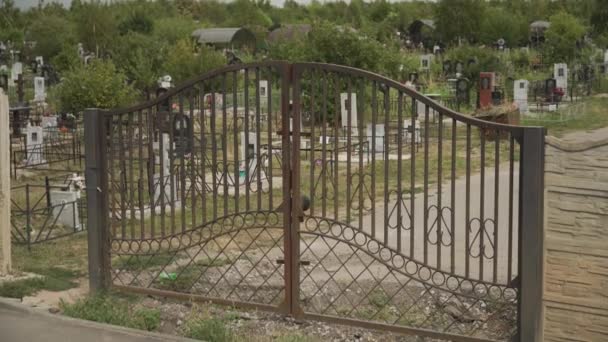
[0,89,11,274]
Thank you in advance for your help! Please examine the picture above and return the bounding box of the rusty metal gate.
[85,62,544,342]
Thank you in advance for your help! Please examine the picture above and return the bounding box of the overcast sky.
[14,0,322,10]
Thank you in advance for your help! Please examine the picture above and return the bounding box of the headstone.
[479,72,495,109]
[456,78,469,104]
[34,77,45,102]
[366,124,385,153]
[35,56,43,68]
[77,43,84,58]
[259,80,268,98]
[545,78,557,102]
[153,133,177,205]
[24,124,45,165]
[443,60,452,75]
[455,61,464,77]
[41,115,58,128]
[403,119,421,144]
[10,62,22,83]
[554,63,568,96]
[420,54,433,70]
[604,50,608,64]
[240,131,258,182]
[50,190,82,230]
[340,93,358,131]
[514,79,529,114]
[158,75,172,89]
[0,74,7,90]
[172,113,191,155]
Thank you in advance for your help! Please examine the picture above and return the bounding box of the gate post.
[518,127,545,342]
[84,108,111,292]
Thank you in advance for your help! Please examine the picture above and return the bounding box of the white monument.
[24,124,45,166]
[35,56,43,67]
[514,79,529,114]
[152,133,177,205]
[10,62,22,83]
[403,119,421,144]
[554,63,568,97]
[240,131,258,184]
[340,93,358,131]
[420,54,433,70]
[158,75,172,89]
[34,76,45,102]
[259,80,268,98]
[50,190,81,231]
[366,123,385,153]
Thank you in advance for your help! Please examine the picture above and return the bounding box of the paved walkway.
[0,298,195,342]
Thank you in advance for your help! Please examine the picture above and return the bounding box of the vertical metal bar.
[127,112,134,239]
[200,83,207,225]
[410,99,416,258]
[346,80,352,222]
[480,131,486,281]
[370,81,377,239]
[167,102,176,235]
[396,91,403,252]
[45,176,51,209]
[188,93,196,229]
[118,114,127,238]
[423,104,429,264]
[256,68,262,211]
[233,71,239,213]
[267,67,273,210]
[290,64,302,318]
[333,74,339,221]
[84,108,110,292]
[450,119,456,273]
[321,72,328,218]
[138,110,144,239]
[465,124,471,278]
[508,134,515,281]
[147,108,155,237]
[26,184,30,250]
[383,87,390,246]
[357,80,364,233]
[244,69,250,211]
[493,130,500,283]
[518,127,545,342]
[437,112,443,269]
[309,69,316,216]
[280,64,293,316]
[211,89,218,220]
[222,75,228,216]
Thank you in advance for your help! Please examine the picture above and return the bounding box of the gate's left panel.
[101,63,290,311]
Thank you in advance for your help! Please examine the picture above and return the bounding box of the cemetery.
[0,1,607,342]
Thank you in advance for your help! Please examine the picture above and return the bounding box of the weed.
[60,293,161,331]
[0,267,80,298]
[182,316,233,342]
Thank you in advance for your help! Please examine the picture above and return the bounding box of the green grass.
[522,97,608,137]
[0,267,80,298]
[182,316,233,342]
[154,257,231,292]
[60,293,160,331]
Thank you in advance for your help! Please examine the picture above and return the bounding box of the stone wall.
[543,133,608,341]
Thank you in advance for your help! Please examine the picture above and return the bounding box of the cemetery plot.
[10,174,87,248]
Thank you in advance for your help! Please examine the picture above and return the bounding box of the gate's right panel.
[292,63,522,341]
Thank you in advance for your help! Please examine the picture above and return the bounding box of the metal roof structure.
[191,27,255,45]
[530,21,551,30]
[267,24,312,44]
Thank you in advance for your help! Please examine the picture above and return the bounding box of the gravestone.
[10,62,22,84]
[443,60,452,75]
[455,61,464,77]
[50,190,81,231]
[554,63,568,96]
[420,54,433,71]
[0,74,7,90]
[24,124,45,165]
[403,119,421,144]
[514,79,529,114]
[34,77,45,102]
[158,75,172,89]
[240,131,258,183]
[77,43,85,59]
[35,56,43,69]
[153,133,177,205]
[340,93,358,131]
[479,72,495,108]
[259,80,268,98]
[366,124,385,153]
[545,78,557,102]
[456,78,469,105]
[172,113,192,155]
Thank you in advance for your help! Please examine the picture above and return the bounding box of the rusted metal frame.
[409,98,416,258]
[178,94,187,233]
[309,69,316,217]
[211,89,218,220]
[168,97,177,235]
[126,112,135,239]
[84,108,111,291]
[493,131,500,283]
[188,92,197,229]
[255,68,263,211]
[147,108,156,237]
[200,83,207,225]
[436,112,443,269]
[244,69,251,212]
[517,127,545,342]
[465,125,471,277]
[321,72,328,218]
[450,119,456,273]
[231,71,239,213]
[280,63,295,316]
[346,79,352,223]
[290,64,303,317]
[333,74,340,221]
[396,91,403,253]
[266,67,273,210]
[222,75,229,217]
[383,87,390,246]
[117,114,127,238]
[138,110,145,239]
[507,135,514,281]
[357,80,364,234]
[423,105,429,264]
[479,133,486,281]
[370,82,377,239]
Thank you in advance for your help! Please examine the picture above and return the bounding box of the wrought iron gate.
[85,62,544,342]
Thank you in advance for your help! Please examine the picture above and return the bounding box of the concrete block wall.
[543,134,608,341]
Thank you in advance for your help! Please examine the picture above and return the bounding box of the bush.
[182,316,232,342]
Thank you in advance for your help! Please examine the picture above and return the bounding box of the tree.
[72,2,118,57]
[27,15,75,60]
[544,12,587,63]
[435,0,486,44]
[55,59,137,113]
[591,0,608,37]
[118,9,154,35]
[162,39,226,84]
[479,7,527,47]
[50,43,81,74]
